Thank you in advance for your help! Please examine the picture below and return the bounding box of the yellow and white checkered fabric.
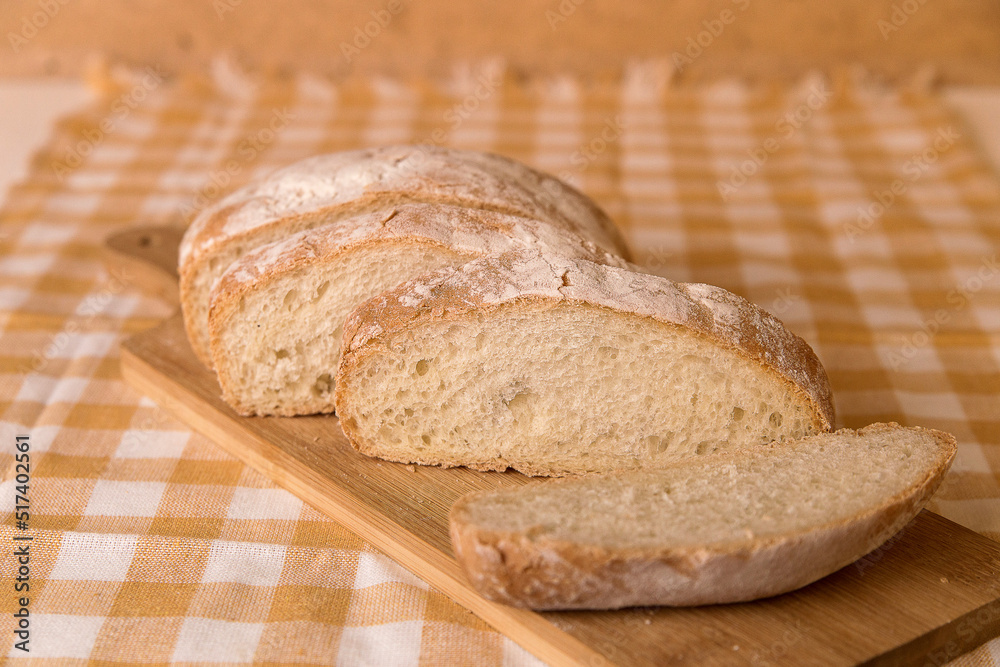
[1,65,999,664]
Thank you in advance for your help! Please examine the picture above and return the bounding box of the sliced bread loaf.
[334,250,835,476]
[180,145,630,366]
[208,204,629,416]
[449,423,957,609]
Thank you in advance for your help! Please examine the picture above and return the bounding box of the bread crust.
[448,423,957,609]
[180,145,630,268]
[180,146,631,366]
[207,205,629,416]
[335,250,836,470]
[209,203,629,316]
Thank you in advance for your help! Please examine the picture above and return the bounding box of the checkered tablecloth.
[1,61,999,665]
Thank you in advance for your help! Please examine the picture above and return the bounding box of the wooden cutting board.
[108,226,1000,667]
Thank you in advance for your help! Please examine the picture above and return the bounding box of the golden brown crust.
[208,203,629,318]
[205,205,633,415]
[208,236,470,417]
[180,146,630,266]
[335,250,836,460]
[180,146,632,367]
[448,424,957,609]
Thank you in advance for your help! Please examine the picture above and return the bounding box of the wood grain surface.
[5,0,1000,85]
[111,228,1000,666]
[102,225,184,304]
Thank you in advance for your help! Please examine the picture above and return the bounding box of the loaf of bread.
[334,250,835,476]
[208,204,630,416]
[180,145,631,366]
[449,423,956,609]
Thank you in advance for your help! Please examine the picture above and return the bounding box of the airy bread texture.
[450,423,957,609]
[335,251,835,476]
[208,204,629,416]
[180,145,630,366]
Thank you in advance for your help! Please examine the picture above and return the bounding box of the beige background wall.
[3,0,999,84]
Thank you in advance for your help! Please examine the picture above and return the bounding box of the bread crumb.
[644,619,651,625]
[405,465,417,472]
[732,645,740,651]
[940,576,949,583]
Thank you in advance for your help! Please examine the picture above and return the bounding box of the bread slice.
[449,423,957,609]
[180,145,630,366]
[335,250,835,476]
[208,204,629,416]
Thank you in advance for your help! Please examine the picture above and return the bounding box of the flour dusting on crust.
[179,145,630,267]
[341,250,834,429]
[210,203,630,305]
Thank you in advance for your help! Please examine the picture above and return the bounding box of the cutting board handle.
[103,225,184,307]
